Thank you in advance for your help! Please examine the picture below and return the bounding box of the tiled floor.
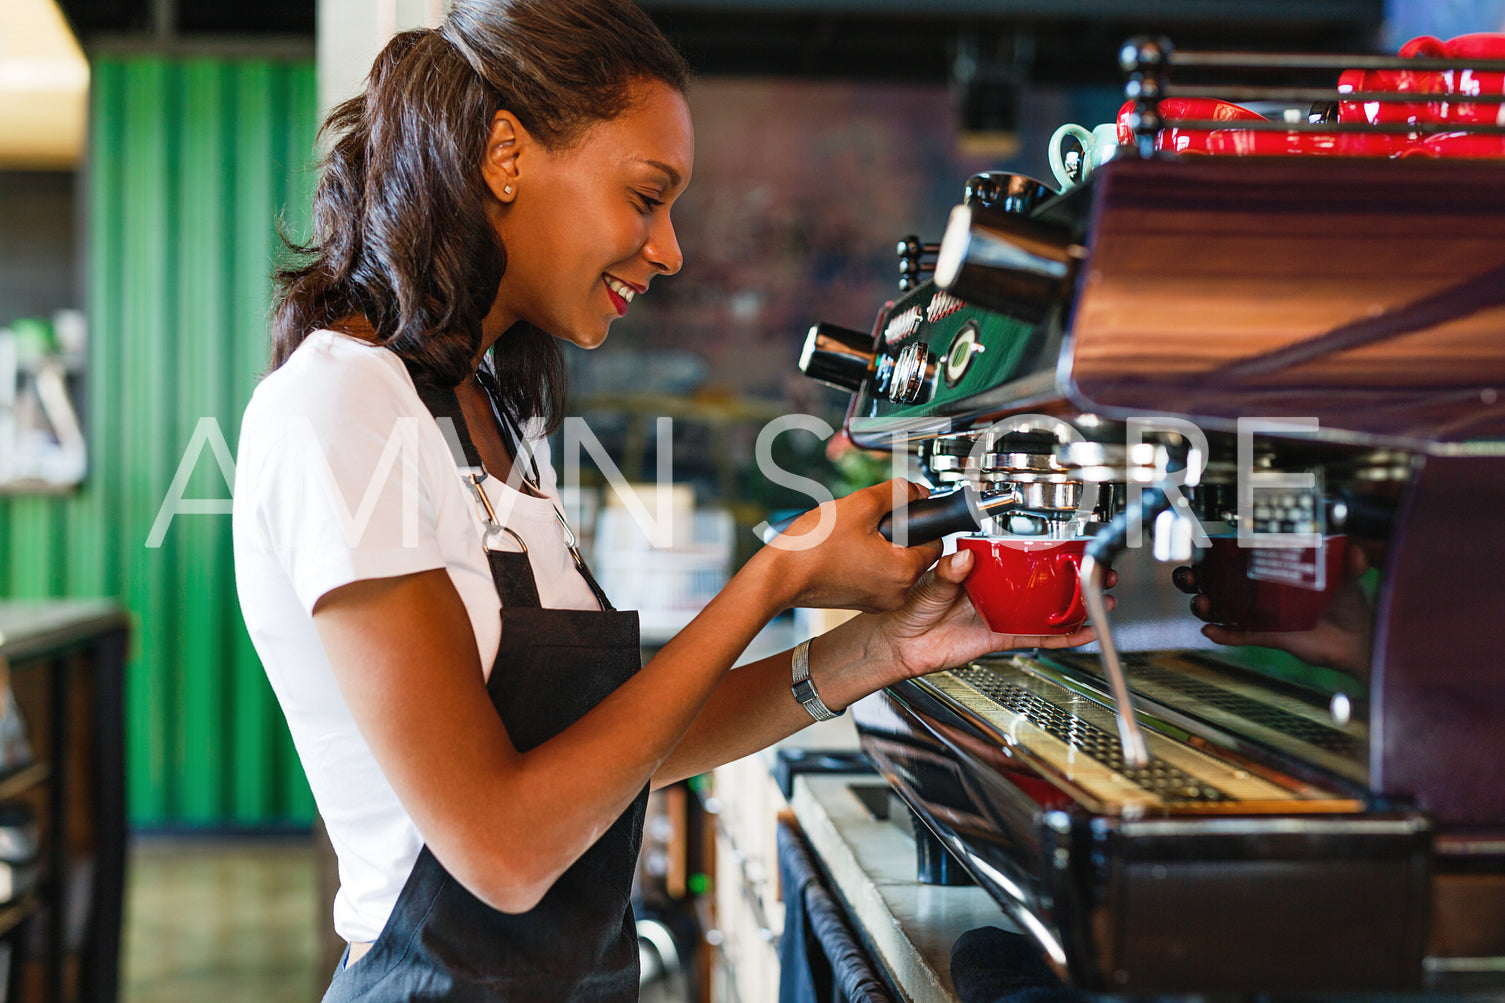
[121,836,323,1003]
[118,836,694,1002]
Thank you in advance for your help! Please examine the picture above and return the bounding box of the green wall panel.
[0,55,320,827]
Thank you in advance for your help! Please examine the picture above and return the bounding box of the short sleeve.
[236,343,448,614]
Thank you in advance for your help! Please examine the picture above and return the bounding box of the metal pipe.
[1079,552,1148,769]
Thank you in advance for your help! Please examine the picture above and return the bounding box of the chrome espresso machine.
[795,40,1505,994]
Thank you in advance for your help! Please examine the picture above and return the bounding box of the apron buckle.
[462,467,528,553]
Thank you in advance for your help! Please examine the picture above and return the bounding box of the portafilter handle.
[876,485,1022,544]
[759,486,1022,547]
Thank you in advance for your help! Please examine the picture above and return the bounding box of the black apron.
[322,378,647,1002]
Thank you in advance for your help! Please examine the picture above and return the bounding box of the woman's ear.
[483,110,523,203]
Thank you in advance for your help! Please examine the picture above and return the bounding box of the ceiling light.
[0,0,90,170]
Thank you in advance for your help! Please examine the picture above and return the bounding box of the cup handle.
[1399,34,1446,59]
[1048,123,1094,188]
[1047,553,1087,627]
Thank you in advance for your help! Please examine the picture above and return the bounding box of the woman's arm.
[647,618,886,787]
[312,480,938,915]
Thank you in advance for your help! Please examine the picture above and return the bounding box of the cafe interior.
[2,0,1505,999]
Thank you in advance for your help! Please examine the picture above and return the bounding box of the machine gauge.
[943,321,984,386]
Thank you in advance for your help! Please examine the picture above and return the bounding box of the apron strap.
[475,369,618,613]
[410,370,616,613]
[412,382,482,471]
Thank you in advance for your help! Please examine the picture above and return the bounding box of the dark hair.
[271,0,690,431]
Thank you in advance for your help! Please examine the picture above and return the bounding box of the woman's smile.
[603,274,642,316]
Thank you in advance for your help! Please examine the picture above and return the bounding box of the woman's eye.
[634,192,664,212]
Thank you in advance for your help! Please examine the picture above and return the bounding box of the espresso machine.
[796,40,1505,994]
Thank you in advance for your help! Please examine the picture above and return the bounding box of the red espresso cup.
[1338,33,1505,129]
[1338,35,1449,127]
[1115,97,1266,154]
[1429,33,1505,126]
[957,536,1089,636]
[1401,130,1505,158]
[1194,535,1348,632]
[1205,128,1409,157]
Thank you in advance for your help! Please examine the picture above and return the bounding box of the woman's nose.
[646,215,682,276]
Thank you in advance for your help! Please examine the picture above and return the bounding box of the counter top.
[787,773,1018,1003]
[0,599,129,664]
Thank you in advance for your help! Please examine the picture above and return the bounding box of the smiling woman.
[269,0,692,432]
[232,0,1091,999]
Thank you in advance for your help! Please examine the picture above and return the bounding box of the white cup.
[1048,122,1121,188]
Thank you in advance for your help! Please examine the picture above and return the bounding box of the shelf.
[0,761,50,801]
[0,601,129,663]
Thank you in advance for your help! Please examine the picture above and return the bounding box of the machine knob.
[897,235,927,260]
[888,342,932,404]
[897,235,939,293]
[933,203,1085,323]
[799,322,876,393]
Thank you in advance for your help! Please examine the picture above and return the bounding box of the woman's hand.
[655,542,1113,783]
[874,548,1115,680]
[1171,546,1373,676]
[763,479,944,614]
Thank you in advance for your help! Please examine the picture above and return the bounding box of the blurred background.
[0,0,1502,999]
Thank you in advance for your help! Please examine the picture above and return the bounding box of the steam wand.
[1081,488,1174,770]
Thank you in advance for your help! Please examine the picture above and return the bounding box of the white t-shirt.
[232,329,600,943]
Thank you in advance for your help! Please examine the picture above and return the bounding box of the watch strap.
[791,638,842,722]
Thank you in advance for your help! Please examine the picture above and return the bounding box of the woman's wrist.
[867,609,919,679]
[805,614,903,713]
[742,540,811,615]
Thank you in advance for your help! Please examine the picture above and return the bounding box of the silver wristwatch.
[791,638,842,721]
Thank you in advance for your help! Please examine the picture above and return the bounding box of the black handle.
[798,322,876,393]
[761,487,993,547]
[877,488,984,544]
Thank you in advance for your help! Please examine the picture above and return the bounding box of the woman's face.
[486,79,694,350]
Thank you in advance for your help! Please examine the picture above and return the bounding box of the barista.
[231,0,1102,997]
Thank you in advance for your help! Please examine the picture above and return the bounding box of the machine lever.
[933,203,1086,323]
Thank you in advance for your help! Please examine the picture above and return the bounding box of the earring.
[503,185,513,195]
